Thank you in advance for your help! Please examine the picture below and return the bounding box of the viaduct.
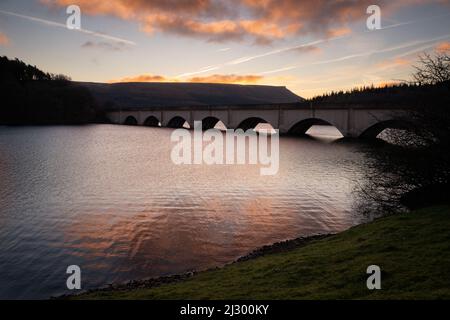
[105,103,407,138]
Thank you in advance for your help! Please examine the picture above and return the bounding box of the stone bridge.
[105,103,408,138]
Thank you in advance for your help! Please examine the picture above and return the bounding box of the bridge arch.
[143,116,160,127]
[288,118,343,136]
[201,116,226,130]
[167,116,190,128]
[123,115,138,126]
[236,117,274,131]
[359,119,414,139]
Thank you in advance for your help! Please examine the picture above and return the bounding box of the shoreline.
[58,233,332,299]
[66,206,450,300]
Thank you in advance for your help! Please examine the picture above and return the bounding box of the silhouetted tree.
[413,52,450,87]
[0,56,98,125]
[356,51,450,214]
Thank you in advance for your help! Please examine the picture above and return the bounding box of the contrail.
[371,12,450,32]
[258,66,297,75]
[0,10,136,45]
[391,40,449,60]
[313,34,450,66]
[176,36,346,78]
[176,13,450,78]
[264,34,450,74]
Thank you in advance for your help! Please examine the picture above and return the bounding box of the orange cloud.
[326,27,352,38]
[109,73,264,85]
[109,74,168,83]
[376,57,411,69]
[188,74,263,84]
[436,41,450,53]
[0,31,10,46]
[42,0,447,44]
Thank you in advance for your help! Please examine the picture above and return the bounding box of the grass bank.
[75,206,450,299]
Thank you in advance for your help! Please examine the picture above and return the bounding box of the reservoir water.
[0,125,371,299]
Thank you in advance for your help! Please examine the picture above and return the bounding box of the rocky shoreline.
[58,233,332,299]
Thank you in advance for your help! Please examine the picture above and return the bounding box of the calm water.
[0,125,370,299]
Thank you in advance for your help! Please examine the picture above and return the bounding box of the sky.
[1,0,450,98]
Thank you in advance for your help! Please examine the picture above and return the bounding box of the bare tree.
[409,52,450,146]
[356,51,450,215]
[412,52,450,87]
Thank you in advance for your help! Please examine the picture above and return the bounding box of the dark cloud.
[81,40,129,51]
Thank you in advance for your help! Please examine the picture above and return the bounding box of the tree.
[356,51,450,214]
[413,52,450,88]
[0,56,98,125]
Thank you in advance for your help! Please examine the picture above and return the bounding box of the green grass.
[76,206,450,300]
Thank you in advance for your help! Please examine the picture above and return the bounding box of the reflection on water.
[0,125,368,299]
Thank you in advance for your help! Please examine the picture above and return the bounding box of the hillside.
[77,82,303,109]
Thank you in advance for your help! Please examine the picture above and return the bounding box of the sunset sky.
[1,0,450,98]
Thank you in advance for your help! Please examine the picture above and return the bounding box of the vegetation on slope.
[0,56,102,125]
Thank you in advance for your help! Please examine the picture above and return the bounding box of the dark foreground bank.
[70,206,450,300]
